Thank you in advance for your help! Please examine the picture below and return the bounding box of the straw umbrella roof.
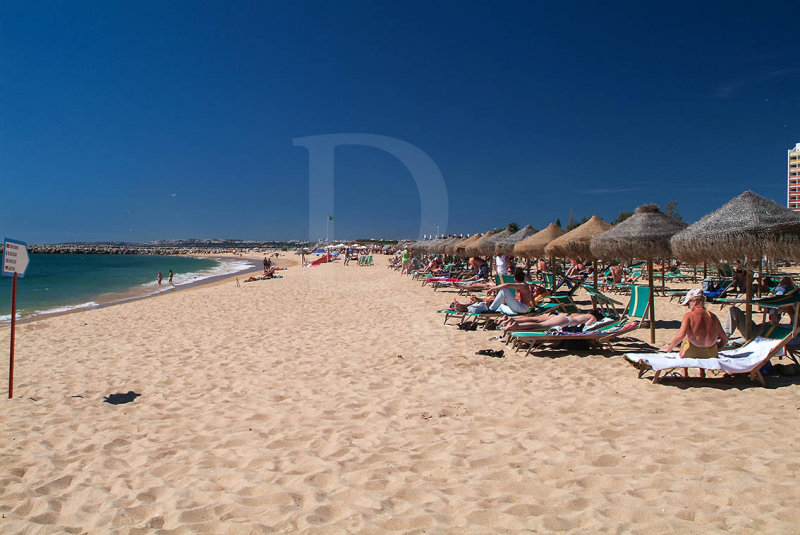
[514,224,567,258]
[447,233,480,256]
[590,204,687,260]
[432,236,462,254]
[670,190,800,263]
[419,236,446,253]
[494,225,538,255]
[466,228,513,258]
[544,216,612,260]
[408,239,433,253]
[457,230,494,257]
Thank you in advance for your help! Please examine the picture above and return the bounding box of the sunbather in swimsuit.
[501,310,605,335]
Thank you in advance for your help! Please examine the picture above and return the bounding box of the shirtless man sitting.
[451,268,534,315]
[608,264,624,284]
[660,288,728,378]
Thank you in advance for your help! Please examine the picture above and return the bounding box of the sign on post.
[3,238,29,278]
[3,238,29,399]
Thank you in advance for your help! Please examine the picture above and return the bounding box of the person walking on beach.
[168,270,174,285]
[401,247,410,275]
[157,271,163,286]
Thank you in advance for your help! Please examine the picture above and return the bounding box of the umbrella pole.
[661,260,666,296]
[648,259,655,344]
[745,257,753,340]
[693,263,697,282]
[758,258,763,298]
[551,255,556,292]
[703,262,707,279]
[593,260,597,289]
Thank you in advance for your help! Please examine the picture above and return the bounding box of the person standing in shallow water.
[168,270,174,285]
[157,271,163,286]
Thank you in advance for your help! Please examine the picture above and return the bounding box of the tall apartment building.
[790,143,800,211]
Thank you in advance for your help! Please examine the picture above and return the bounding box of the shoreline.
[1,254,297,326]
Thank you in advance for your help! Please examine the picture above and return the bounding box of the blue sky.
[1,1,799,242]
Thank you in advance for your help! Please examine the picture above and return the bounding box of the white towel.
[625,337,782,373]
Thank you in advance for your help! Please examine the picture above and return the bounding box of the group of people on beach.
[399,249,800,380]
[243,256,281,282]
[157,270,173,286]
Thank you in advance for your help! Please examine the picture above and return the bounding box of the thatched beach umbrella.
[462,230,496,258]
[671,190,800,338]
[454,232,487,257]
[514,223,567,259]
[545,216,612,260]
[590,204,688,343]
[446,233,479,256]
[494,225,538,255]
[545,216,612,291]
[467,228,514,258]
[433,236,462,255]
[408,238,433,253]
[420,237,446,254]
[514,224,567,290]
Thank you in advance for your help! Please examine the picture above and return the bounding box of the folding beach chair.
[585,288,623,318]
[508,285,648,353]
[440,292,571,328]
[624,336,790,386]
[510,318,643,355]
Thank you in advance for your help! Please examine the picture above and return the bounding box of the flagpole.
[326,217,329,242]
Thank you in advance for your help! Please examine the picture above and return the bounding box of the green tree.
[665,201,683,222]
[508,222,520,232]
[614,211,633,224]
[555,218,561,228]
[567,215,588,231]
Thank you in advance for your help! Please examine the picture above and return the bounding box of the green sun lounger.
[509,318,643,355]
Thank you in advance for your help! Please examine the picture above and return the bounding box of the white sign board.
[2,239,29,277]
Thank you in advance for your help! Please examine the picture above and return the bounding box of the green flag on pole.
[328,215,334,221]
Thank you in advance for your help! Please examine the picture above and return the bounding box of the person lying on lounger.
[499,309,606,334]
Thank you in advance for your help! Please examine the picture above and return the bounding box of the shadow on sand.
[103,391,141,405]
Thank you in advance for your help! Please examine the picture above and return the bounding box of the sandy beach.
[2,254,800,534]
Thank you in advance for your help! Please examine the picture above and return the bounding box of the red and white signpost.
[3,238,29,399]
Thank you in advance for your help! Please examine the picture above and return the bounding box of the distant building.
[790,143,800,211]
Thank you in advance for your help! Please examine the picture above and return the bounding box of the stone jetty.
[26,243,289,255]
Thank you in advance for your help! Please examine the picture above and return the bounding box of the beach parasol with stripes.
[590,204,687,342]
[494,225,538,255]
[670,190,800,338]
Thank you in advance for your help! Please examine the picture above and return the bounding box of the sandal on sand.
[475,349,504,358]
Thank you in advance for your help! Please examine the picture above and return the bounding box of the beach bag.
[458,321,478,331]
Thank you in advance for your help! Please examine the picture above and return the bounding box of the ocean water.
[0,254,255,321]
